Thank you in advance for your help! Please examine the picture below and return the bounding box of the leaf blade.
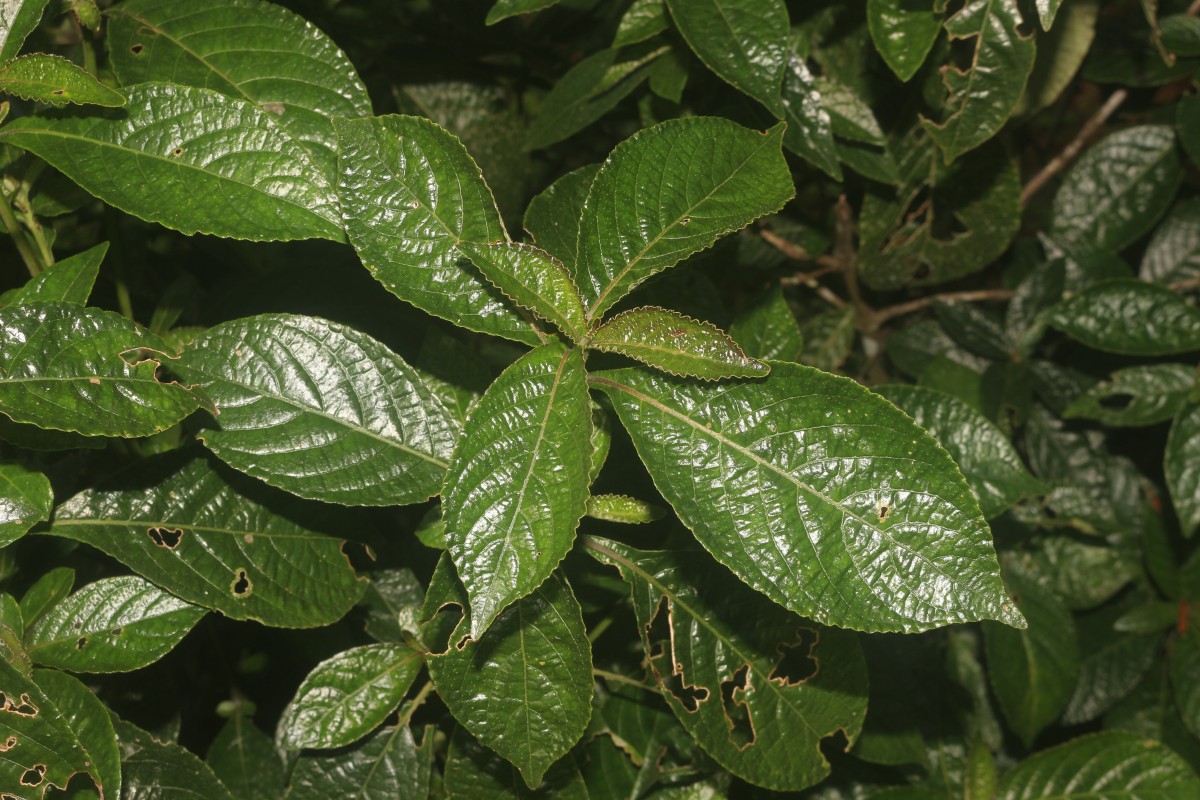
[591,306,768,380]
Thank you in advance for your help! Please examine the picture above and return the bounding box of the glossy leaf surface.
[0,0,50,63]
[729,286,804,363]
[0,242,106,308]
[443,727,589,799]
[1064,364,1196,427]
[35,667,121,799]
[0,54,125,107]
[0,460,51,548]
[1167,404,1200,537]
[459,242,588,343]
[1141,198,1200,286]
[590,306,768,380]
[206,713,284,800]
[590,364,1024,633]
[486,0,560,24]
[867,0,942,81]
[114,717,235,800]
[779,55,841,179]
[286,724,431,800]
[523,164,597,270]
[1042,280,1200,355]
[585,494,664,524]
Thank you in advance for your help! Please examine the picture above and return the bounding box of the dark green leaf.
[0,460,51,548]
[575,117,792,321]
[361,569,425,644]
[780,56,841,180]
[486,0,561,25]
[206,712,284,800]
[729,286,804,363]
[1014,0,1099,115]
[590,363,1024,632]
[443,726,588,798]
[613,0,668,47]
[1062,629,1158,725]
[590,306,768,380]
[867,0,941,82]
[24,575,206,673]
[1167,404,1200,538]
[1180,94,1200,169]
[286,724,432,800]
[114,716,235,800]
[523,165,598,271]
[588,538,868,792]
[1064,364,1196,427]
[1009,535,1136,610]
[1042,280,1200,355]
[460,242,588,343]
[19,568,74,629]
[1037,0,1063,29]
[442,343,591,637]
[334,115,539,345]
[36,667,121,799]
[799,304,856,373]
[814,77,886,146]
[278,642,423,750]
[1161,14,1200,57]
[585,494,664,524]
[49,453,366,628]
[933,300,1013,360]
[1172,632,1200,739]
[0,242,106,308]
[0,54,125,107]
[0,0,51,63]
[1141,198,1200,286]
[421,557,591,789]
[0,302,202,438]
[176,314,457,507]
[1006,259,1065,355]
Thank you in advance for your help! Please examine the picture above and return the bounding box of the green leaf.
[0,460,51,548]
[588,538,867,792]
[24,575,205,673]
[998,731,1200,799]
[1009,535,1136,611]
[1042,280,1200,355]
[590,307,768,380]
[1180,94,1200,169]
[585,494,664,524]
[729,287,804,363]
[421,557,592,788]
[875,385,1046,519]
[1167,404,1200,537]
[665,0,788,116]
[206,712,284,800]
[814,77,886,146]
[107,0,371,177]
[459,242,588,343]
[1050,124,1181,251]
[0,242,106,308]
[36,667,122,799]
[1006,259,1065,356]
[0,83,342,242]
[1172,631,1200,739]
[361,568,425,644]
[589,363,1024,633]
[444,726,589,799]
[933,300,1013,360]
[1014,0,1099,115]
[1062,627,1158,725]
[1037,0,1063,29]
[286,724,432,800]
[523,165,598,271]
[48,453,366,628]
[0,54,125,107]
[780,56,841,180]
[613,0,668,47]
[1064,364,1196,427]
[983,570,1079,746]
[867,0,942,82]
[176,314,457,507]
[921,0,1036,163]
[800,303,856,373]
[1142,198,1200,286]
[442,343,591,638]
[0,302,202,438]
[334,115,539,346]
[19,568,74,629]
[575,117,792,321]
[486,0,560,24]
[1161,14,1200,57]
[0,0,51,63]
[114,716,235,800]
[277,642,423,750]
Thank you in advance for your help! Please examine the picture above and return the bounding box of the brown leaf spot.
[0,735,17,752]
[129,43,144,55]
[261,102,286,115]
[51,89,65,96]
[1,692,39,717]
[75,637,87,650]
[147,527,183,549]
[109,627,123,637]
[87,376,100,384]
[720,664,756,749]
[171,147,184,157]
[877,503,890,521]
[19,764,45,787]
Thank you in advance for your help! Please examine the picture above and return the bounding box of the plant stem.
[759,228,847,309]
[587,615,614,644]
[15,162,54,268]
[873,289,1015,327]
[1020,89,1129,206]
[593,668,656,693]
[0,189,43,276]
[399,680,435,726]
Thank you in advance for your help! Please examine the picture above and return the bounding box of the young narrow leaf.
[114,717,235,800]
[590,364,1024,633]
[523,164,598,271]
[286,724,432,800]
[19,568,74,629]
[1042,280,1200,355]
[664,0,788,116]
[0,84,342,241]
[0,0,51,63]
[442,343,591,638]
[591,307,768,380]
[0,54,125,107]
[48,453,366,628]
[876,385,1046,519]
[206,713,285,800]
[585,494,664,524]
[575,117,793,321]
[277,643,423,750]
[35,668,121,799]
[444,727,589,799]
[176,314,457,507]
[1167,404,1200,537]
[421,558,592,789]
[0,242,106,308]
[589,538,868,792]
[921,0,1035,163]
[335,115,539,345]
[779,55,841,179]
[459,242,588,343]
[24,575,206,673]
[0,460,51,548]
[486,0,560,24]
[108,0,372,178]
[0,302,202,438]
[867,0,942,82]
[1064,364,1196,427]
[1141,198,1200,286]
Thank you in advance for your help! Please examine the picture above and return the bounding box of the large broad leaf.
[664,0,788,116]
[459,242,588,344]
[779,55,841,180]
[0,83,342,242]
[35,668,122,799]
[0,302,202,438]
[587,538,868,792]
[867,0,942,82]
[1051,125,1181,251]
[0,54,125,107]
[286,724,432,800]
[921,0,1036,163]
[108,0,371,177]
[589,363,1024,633]
[442,343,591,638]
[1142,198,1200,286]
[277,643,423,750]
[19,568,74,629]
[1064,364,1196,427]
[523,165,598,271]
[24,575,206,673]
[443,727,589,799]
[335,115,539,345]
[0,460,51,548]
[206,712,284,800]
[1167,404,1200,538]
[421,557,592,789]
[1042,280,1200,355]
[0,0,51,63]
[360,568,425,644]
[875,385,1046,519]
[48,453,366,628]
[176,314,457,507]
[574,117,793,321]
[590,306,768,380]
[114,717,235,800]
[998,731,1200,798]
[0,242,106,308]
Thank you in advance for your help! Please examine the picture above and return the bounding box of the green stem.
[0,189,43,276]
[15,162,54,268]
[79,20,98,76]
[399,680,435,726]
[593,668,656,693]
[587,615,613,644]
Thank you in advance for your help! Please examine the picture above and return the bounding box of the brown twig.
[1020,89,1129,206]
[873,289,1015,327]
[759,228,847,309]
[1170,275,1200,293]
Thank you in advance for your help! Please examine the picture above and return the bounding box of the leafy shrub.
[0,0,1199,797]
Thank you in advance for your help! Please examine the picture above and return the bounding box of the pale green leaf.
[334,115,539,345]
[867,0,942,82]
[664,0,788,116]
[486,0,560,24]
[0,84,343,242]
[1161,14,1200,57]
[590,306,768,380]
[459,242,588,343]
[442,343,591,638]
[575,117,792,321]
[585,494,664,524]
[1042,280,1200,355]
[48,453,366,628]
[1037,0,1063,30]
[0,242,106,308]
[613,0,668,47]
[176,314,457,507]
[0,302,202,438]
[0,460,51,548]
[729,286,804,363]
[0,0,51,63]
[1167,404,1200,537]
[1064,364,1196,427]
[36,667,122,799]
[0,54,125,107]
[285,724,432,800]
[1009,536,1136,611]
[1141,198,1200,286]
[114,717,235,800]
[589,363,1024,633]
[24,575,205,673]
[278,643,423,750]
[206,712,284,800]
[780,56,841,179]
[523,164,598,271]
[444,727,589,799]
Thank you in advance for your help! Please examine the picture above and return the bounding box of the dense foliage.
[1,0,1199,797]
